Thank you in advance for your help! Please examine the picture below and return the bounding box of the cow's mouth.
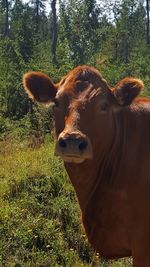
[61,155,86,164]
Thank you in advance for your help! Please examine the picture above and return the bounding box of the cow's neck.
[64,107,142,212]
[65,161,95,206]
[64,146,114,211]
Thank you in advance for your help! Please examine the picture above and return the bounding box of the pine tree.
[50,0,58,65]
[146,0,150,46]
[10,0,34,61]
[0,0,12,36]
[30,0,46,40]
[59,0,101,65]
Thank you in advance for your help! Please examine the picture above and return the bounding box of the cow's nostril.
[78,140,88,151]
[59,138,67,148]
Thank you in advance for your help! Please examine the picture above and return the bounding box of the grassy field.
[0,136,132,267]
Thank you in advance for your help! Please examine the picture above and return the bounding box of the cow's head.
[23,66,144,164]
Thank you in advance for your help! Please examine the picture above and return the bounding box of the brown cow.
[23,65,150,267]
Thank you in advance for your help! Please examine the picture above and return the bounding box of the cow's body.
[65,99,150,262]
[23,66,150,267]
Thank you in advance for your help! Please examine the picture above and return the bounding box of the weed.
[0,138,132,266]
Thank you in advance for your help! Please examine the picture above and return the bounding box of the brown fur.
[23,66,150,267]
[23,71,57,103]
[113,77,144,106]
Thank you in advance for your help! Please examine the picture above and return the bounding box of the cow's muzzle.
[55,131,93,163]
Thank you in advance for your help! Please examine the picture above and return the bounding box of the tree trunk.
[4,0,9,36]
[146,0,150,46]
[51,0,58,65]
[35,0,40,43]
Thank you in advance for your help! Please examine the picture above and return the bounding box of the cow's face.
[23,66,144,164]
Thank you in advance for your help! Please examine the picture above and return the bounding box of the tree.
[50,0,58,65]
[59,0,101,65]
[31,0,46,41]
[10,0,35,61]
[0,38,30,118]
[146,0,150,46]
[0,0,12,36]
[111,0,146,64]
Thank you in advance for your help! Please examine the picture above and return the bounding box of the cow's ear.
[113,78,144,106]
[23,72,57,104]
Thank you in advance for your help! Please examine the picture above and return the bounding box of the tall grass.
[0,137,132,266]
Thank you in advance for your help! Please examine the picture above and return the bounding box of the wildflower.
[20,209,25,212]
[94,252,100,262]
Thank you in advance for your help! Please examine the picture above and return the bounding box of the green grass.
[0,137,132,266]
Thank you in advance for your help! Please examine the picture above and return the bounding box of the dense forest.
[0,0,150,137]
[0,0,150,266]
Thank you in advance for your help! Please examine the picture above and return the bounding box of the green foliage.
[0,0,149,121]
[10,0,35,62]
[59,0,102,65]
[0,37,29,118]
[0,140,93,266]
[0,0,150,265]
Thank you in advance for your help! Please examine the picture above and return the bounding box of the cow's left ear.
[113,77,144,106]
[23,71,57,104]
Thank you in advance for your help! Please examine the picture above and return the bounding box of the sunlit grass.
[0,137,132,266]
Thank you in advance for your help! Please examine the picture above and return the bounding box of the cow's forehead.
[57,66,110,98]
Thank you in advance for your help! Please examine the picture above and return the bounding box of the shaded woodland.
[0,0,150,137]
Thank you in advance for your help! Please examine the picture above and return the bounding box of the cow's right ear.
[113,77,144,106]
[23,72,57,104]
